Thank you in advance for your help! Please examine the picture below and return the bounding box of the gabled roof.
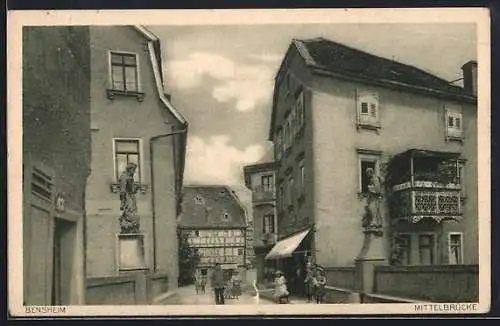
[133,25,187,125]
[294,37,469,96]
[269,37,476,140]
[179,185,247,228]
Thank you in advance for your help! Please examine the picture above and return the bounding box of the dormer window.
[356,90,380,129]
[222,211,231,222]
[194,194,205,205]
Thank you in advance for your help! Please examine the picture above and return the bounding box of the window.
[261,174,274,192]
[114,139,141,182]
[195,230,200,237]
[221,212,231,221]
[31,167,54,201]
[418,234,436,265]
[194,194,205,205]
[290,105,297,137]
[445,105,463,139]
[283,120,291,150]
[237,248,244,256]
[357,90,380,127]
[296,90,305,127]
[278,182,285,211]
[393,234,411,265]
[458,161,466,197]
[287,176,294,206]
[299,159,305,188]
[110,52,139,92]
[276,128,283,160]
[263,214,275,234]
[360,160,376,193]
[449,233,463,264]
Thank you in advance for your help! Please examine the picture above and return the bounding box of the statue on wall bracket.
[119,162,140,234]
[361,167,383,236]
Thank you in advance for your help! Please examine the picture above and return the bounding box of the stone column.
[354,228,387,303]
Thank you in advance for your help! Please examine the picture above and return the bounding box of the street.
[166,285,309,305]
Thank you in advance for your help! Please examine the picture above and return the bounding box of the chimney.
[461,60,478,96]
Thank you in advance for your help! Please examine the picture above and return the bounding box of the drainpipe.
[149,125,188,273]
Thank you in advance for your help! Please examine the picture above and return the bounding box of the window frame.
[108,50,142,93]
[112,138,144,183]
[287,175,295,207]
[296,89,305,128]
[444,104,464,140]
[356,89,380,129]
[357,151,381,194]
[261,174,274,192]
[263,214,275,234]
[417,232,437,265]
[278,181,285,212]
[283,118,291,150]
[394,233,412,265]
[275,128,283,160]
[448,232,464,265]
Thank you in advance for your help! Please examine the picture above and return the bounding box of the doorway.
[51,218,75,305]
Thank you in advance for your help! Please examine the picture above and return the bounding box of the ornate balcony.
[386,149,464,224]
[390,188,462,223]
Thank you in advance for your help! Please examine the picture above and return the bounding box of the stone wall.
[373,264,479,302]
[86,272,169,304]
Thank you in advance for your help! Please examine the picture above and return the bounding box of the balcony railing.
[391,188,462,223]
[253,185,275,203]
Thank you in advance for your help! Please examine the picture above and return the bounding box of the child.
[274,271,289,304]
[313,269,327,304]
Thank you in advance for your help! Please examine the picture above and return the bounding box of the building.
[23,26,91,305]
[244,219,256,269]
[266,37,477,288]
[243,162,279,283]
[84,26,188,294]
[179,185,248,280]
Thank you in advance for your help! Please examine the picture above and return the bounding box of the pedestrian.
[313,268,327,304]
[304,267,315,303]
[273,271,289,304]
[210,263,225,304]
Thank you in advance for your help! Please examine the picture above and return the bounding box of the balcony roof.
[391,148,461,164]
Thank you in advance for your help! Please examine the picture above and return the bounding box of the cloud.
[167,51,274,112]
[184,135,265,186]
[248,53,284,63]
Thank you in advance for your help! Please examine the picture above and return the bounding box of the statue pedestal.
[353,228,387,303]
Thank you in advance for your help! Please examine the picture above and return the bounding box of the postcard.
[7,8,491,317]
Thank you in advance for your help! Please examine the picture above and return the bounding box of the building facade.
[179,186,248,280]
[85,26,188,293]
[266,38,478,283]
[243,162,279,283]
[23,26,91,305]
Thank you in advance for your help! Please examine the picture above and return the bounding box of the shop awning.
[265,229,310,260]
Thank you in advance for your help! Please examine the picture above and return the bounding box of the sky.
[147,23,477,218]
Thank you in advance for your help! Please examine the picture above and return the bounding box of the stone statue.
[362,168,383,233]
[119,162,140,234]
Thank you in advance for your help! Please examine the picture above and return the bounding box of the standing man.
[210,263,225,304]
